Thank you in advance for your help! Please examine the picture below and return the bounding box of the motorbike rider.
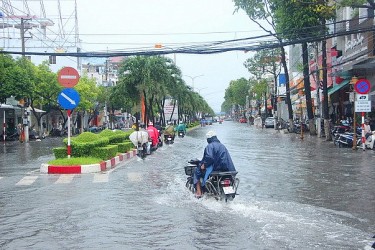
[175,120,187,135]
[164,122,175,140]
[364,119,372,139]
[129,123,150,154]
[147,121,159,149]
[194,130,236,198]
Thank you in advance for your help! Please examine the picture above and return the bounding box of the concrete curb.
[40,149,137,174]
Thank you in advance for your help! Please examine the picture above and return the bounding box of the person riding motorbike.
[129,123,150,155]
[154,122,164,146]
[364,119,372,139]
[175,121,187,136]
[164,122,175,141]
[147,121,159,150]
[194,130,236,198]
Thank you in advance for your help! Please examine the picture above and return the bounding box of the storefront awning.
[328,79,350,95]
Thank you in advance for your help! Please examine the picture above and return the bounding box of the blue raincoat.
[193,136,236,186]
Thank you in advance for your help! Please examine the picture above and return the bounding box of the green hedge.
[53,147,67,159]
[99,129,134,143]
[91,144,118,160]
[115,140,134,153]
[55,130,135,160]
[63,132,109,157]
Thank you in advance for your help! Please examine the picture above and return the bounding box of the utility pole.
[20,18,32,142]
[20,18,32,57]
[315,43,322,137]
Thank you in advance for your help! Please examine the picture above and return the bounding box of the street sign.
[356,94,369,101]
[58,88,80,110]
[57,67,80,88]
[354,79,371,94]
[355,100,371,112]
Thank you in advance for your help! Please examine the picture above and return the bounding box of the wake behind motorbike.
[184,159,239,202]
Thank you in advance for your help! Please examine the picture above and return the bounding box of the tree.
[244,48,281,117]
[31,61,62,132]
[272,0,335,135]
[0,54,18,103]
[117,55,213,126]
[233,0,294,129]
[74,76,101,130]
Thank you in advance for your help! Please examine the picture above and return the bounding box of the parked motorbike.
[164,134,174,144]
[292,122,309,133]
[184,159,240,202]
[360,131,375,149]
[332,125,351,146]
[1,131,18,141]
[178,130,185,138]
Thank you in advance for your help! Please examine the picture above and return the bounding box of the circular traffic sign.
[58,88,80,110]
[354,79,371,94]
[57,67,80,88]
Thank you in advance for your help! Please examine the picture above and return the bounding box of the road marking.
[0,177,3,181]
[55,174,76,184]
[16,176,38,186]
[93,173,109,183]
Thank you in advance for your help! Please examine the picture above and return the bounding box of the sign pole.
[67,110,71,158]
[3,110,5,144]
[361,112,365,150]
[352,105,357,150]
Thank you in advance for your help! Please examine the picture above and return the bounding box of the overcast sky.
[74,0,267,112]
[4,0,265,113]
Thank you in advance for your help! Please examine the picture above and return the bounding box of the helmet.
[206,130,216,139]
[148,121,153,126]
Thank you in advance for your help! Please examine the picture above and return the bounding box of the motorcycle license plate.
[222,186,235,194]
[167,138,171,140]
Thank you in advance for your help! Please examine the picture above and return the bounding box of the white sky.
[2,0,266,112]
[76,0,264,112]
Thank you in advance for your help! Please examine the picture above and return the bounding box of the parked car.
[264,117,275,128]
[239,117,247,123]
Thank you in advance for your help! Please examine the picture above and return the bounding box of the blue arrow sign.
[58,88,80,110]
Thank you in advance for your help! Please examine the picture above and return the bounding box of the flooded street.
[0,122,374,249]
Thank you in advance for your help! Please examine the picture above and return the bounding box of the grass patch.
[48,157,102,166]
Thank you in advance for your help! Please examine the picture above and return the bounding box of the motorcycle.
[360,131,375,149]
[136,141,151,159]
[157,129,163,147]
[136,142,147,159]
[164,134,174,144]
[178,130,185,138]
[184,159,240,202]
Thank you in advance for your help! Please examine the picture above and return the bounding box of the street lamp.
[183,74,204,92]
[195,87,207,94]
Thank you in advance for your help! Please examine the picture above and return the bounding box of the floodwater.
[0,122,374,249]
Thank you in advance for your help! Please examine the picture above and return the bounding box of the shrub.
[53,147,67,159]
[91,144,118,160]
[99,129,128,143]
[63,132,109,157]
[115,140,134,153]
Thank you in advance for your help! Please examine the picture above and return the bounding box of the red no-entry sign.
[57,67,80,88]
